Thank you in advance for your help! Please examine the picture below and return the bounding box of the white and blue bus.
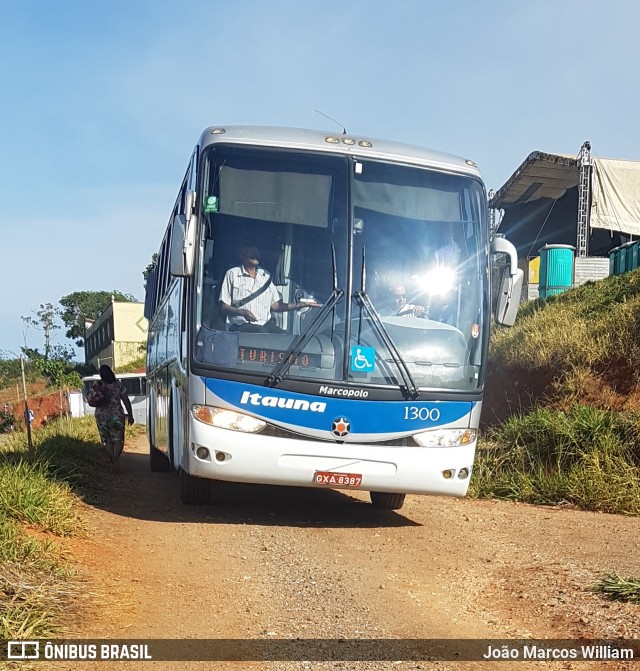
[145,126,522,509]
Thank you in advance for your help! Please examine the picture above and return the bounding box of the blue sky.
[1,0,639,358]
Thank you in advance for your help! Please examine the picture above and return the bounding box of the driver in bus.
[219,245,320,333]
[383,284,427,318]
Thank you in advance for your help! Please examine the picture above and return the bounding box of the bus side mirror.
[491,236,523,327]
[170,212,197,277]
[495,265,524,326]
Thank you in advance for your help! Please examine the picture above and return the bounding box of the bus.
[81,373,147,425]
[145,126,522,509]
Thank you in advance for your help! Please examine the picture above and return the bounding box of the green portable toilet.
[618,244,629,274]
[538,244,575,298]
[627,241,639,272]
[609,247,618,275]
[614,246,625,275]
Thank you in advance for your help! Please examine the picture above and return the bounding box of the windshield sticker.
[204,195,219,213]
[350,346,375,373]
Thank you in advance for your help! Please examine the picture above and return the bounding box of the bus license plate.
[313,471,362,488]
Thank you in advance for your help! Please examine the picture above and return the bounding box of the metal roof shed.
[489,145,640,260]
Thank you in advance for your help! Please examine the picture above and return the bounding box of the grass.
[116,353,146,373]
[0,560,79,640]
[593,574,640,604]
[0,417,103,639]
[476,269,640,517]
[470,405,640,515]
[485,269,640,421]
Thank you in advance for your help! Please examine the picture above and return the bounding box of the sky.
[1,0,639,359]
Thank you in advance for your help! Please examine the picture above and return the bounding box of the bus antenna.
[315,109,347,134]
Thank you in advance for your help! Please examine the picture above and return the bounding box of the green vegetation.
[0,408,14,434]
[0,355,40,389]
[473,269,640,515]
[0,418,102,638]
[593,574,640,604]
[470,406,640,514]
[485,270,640,421]
[116,352,146,374]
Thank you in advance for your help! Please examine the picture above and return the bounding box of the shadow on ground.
[90,444,422,530]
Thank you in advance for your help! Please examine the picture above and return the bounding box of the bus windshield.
[194,146,487,392]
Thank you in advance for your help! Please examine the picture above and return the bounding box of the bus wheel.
[147,401,171,473]
[370,491,406,510]
[180,469,211,505]
[150,443,171,472]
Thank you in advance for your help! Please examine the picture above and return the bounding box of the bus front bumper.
[186,420,475,497]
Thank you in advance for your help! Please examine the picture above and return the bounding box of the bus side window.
[202,250,225,330]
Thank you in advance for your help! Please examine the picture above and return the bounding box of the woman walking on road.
[93,365,134,472]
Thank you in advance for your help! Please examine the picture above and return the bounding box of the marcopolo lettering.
[240,391,327,413]
[318,385,369,398]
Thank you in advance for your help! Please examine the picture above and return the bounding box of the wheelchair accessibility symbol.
[350,346,376,373]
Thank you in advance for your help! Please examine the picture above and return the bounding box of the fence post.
[20,356,33,450]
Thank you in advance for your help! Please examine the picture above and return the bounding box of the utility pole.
[576,141,592,258]
[20,356,33,450]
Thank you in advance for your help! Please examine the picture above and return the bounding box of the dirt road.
[56,433,639,670]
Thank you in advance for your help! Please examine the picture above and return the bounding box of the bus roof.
[197,126,483,179]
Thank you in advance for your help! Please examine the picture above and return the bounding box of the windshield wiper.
[353,290,420,399]
[353,247,419,399]
[266,244,343,388]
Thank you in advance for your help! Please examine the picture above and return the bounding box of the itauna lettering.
[239,391,327,413]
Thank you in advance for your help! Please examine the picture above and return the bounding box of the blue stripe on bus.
[202,377,473,434]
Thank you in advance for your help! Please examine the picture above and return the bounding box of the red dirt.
[1,384,71,430]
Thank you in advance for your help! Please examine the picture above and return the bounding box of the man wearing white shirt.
[219,245,317,332]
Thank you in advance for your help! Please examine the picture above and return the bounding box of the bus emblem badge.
[332,417,351,437]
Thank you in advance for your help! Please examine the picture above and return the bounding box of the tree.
[0,353,25,388]
[19,344,80,389]
[35,356,82,389]
[18,304,79,388]
[143,253,158,289]
[59,290,137,347]
[21,302,62,360]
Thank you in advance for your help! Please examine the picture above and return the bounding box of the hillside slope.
[483,269,640,425]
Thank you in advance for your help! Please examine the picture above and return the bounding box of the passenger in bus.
[93,365,134,473]
[383,284,427,318]
[219,245,320,332]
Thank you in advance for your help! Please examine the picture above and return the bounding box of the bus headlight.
[412,428,476,447]
[192,405,266,433]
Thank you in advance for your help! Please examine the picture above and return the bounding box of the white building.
[84,301,148,371]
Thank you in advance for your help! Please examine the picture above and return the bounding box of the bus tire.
[150,443,171,472]
[180,468,211,505]
[168,398,177,469]
[370,491,406,510]
[148,401,171,473]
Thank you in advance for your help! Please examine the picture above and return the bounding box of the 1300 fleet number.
[403,406,441,421]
